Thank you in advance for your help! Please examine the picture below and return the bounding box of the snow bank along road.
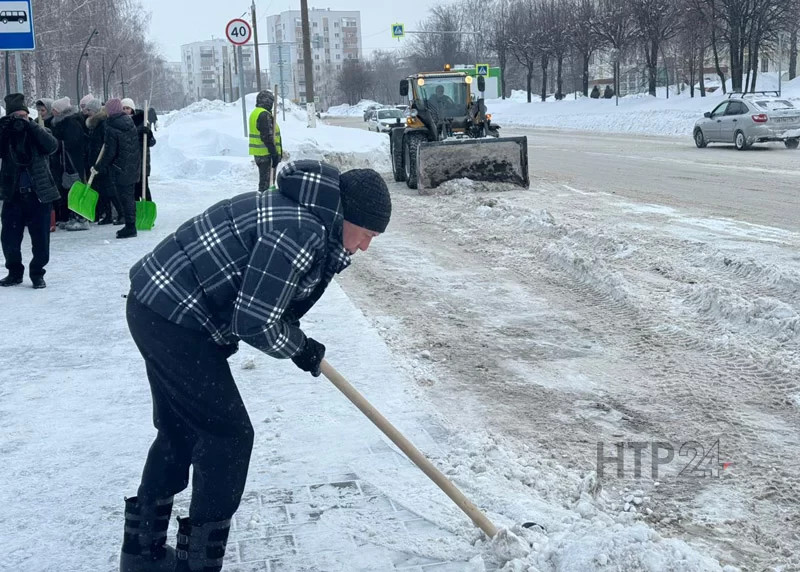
[328,116,800,570]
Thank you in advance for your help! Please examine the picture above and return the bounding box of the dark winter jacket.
[147,107,158,125]
[86,108,108,188]
[35,101,63,186]
[0,116,60,203]
[51,107,88,183]
[132,109,156,178]
[129,160,350,358]
[256,91,279,157]
[96,112,140,186]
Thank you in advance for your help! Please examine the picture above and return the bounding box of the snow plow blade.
[417,136,529,190]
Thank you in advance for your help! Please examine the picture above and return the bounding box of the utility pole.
[237,46,248,137]
[252,0,262,91]
[278,43,286,121]
[14,52,22,94]
[102,55,106,101]
[4,52,9,96]
[300,0,315,125]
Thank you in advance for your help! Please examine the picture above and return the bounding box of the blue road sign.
[476,64,489,76]
[0,0,35,50]
[391,23,404,39]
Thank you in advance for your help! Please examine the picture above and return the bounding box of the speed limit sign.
[226,18,252,45]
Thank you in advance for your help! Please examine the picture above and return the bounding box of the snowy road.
[328,117,800,570]
[329,116,800,232]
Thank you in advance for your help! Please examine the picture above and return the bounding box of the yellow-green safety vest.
[248,108,282,157]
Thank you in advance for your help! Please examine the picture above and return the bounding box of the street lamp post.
[105,54,122,100]
[77,29,98,104]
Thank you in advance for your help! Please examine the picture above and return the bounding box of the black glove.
[271,154,280,169]
[291,337,325,377]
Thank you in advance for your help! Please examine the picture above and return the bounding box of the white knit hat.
[121,98,136,110]
[52,97,71,114]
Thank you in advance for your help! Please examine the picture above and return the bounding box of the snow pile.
[490,74,800,137]
[325,99,381,117]
[152,93,390,180]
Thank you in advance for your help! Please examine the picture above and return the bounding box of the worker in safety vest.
[248,90,282,192]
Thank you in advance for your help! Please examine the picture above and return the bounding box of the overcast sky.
[137,0,430,66]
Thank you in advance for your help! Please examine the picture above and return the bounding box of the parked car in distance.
[367,108,405,133]
[694,93,800,150]
[395,104,409,115]
[0,10,27,23]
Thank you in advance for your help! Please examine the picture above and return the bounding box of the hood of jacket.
[276,160,343,236]
[87,107,108,130]
[51,105,80,126]
[256,90,275,110]
[132,109,146,127]
[35,98,54,116]
[106,112,137,133]
[276,160,349,274]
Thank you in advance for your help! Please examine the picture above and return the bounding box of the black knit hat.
[4,93,27,115]
[339,169,392,233]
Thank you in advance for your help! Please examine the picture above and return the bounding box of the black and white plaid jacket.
[129,160,351,358]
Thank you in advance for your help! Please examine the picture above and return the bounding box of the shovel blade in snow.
[67,181,99,221]
[135,200,157,231]
[417,136,530,190]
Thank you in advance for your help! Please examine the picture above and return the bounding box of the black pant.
[97,178,123,222]
[126,294,253,525]
[1,190,52,278]
[255,156,274,192]
[116,182,136,226]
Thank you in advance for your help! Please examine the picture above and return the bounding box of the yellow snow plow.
[389,66,529,190]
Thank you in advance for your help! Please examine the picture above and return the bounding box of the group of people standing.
[0,92,156,289]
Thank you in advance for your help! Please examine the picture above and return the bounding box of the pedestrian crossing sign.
[476,64,489,76]
[391,23,404,39]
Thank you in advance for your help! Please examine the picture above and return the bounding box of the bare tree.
[508,0,540,102]
[632,0,680,96]
[336,59,374,104]
[370,50,407,104]
[487,0,514,98]
[570,0,605,96]
[592,0,637,97]
[407,5,465,70]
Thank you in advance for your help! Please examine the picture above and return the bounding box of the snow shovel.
[67,145,105,221]
[319,359,500,538]
[135,100,157,231]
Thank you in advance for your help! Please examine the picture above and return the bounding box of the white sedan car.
[367,108,405,133]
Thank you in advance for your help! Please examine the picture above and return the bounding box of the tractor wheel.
[391,134,406,182]
[403,132,426,190]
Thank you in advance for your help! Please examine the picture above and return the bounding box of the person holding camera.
[0,93,60,289]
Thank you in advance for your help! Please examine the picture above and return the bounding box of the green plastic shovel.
[136,100,157,231]
[68,144,105,221]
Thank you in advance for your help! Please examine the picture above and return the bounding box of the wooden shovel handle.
[319,359,499,538]
[88,144,106,187]
[142,100,150,201]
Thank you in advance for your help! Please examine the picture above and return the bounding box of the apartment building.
[180,39,258,102]
[266,8,362,106]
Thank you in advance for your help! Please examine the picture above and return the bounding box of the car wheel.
[785,139,799,150]
[2,19,7,24]
[734,130,749,151]
[694,129,707,148]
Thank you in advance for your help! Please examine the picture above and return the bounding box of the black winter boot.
[119,496,176,572]
[117,224,138,239]
[0,274,23,287]
[175,516,231,572]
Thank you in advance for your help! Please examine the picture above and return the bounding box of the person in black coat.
[148,107,158,132]
[94,98,141,239]
[85,99,124,226]
[131,108,156,202]
[0,93,60,289]
[51,97,90,231]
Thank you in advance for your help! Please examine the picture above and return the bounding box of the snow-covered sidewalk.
[1,95,737,572]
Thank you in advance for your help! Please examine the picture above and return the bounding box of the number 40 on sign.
[226,18,252,45]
